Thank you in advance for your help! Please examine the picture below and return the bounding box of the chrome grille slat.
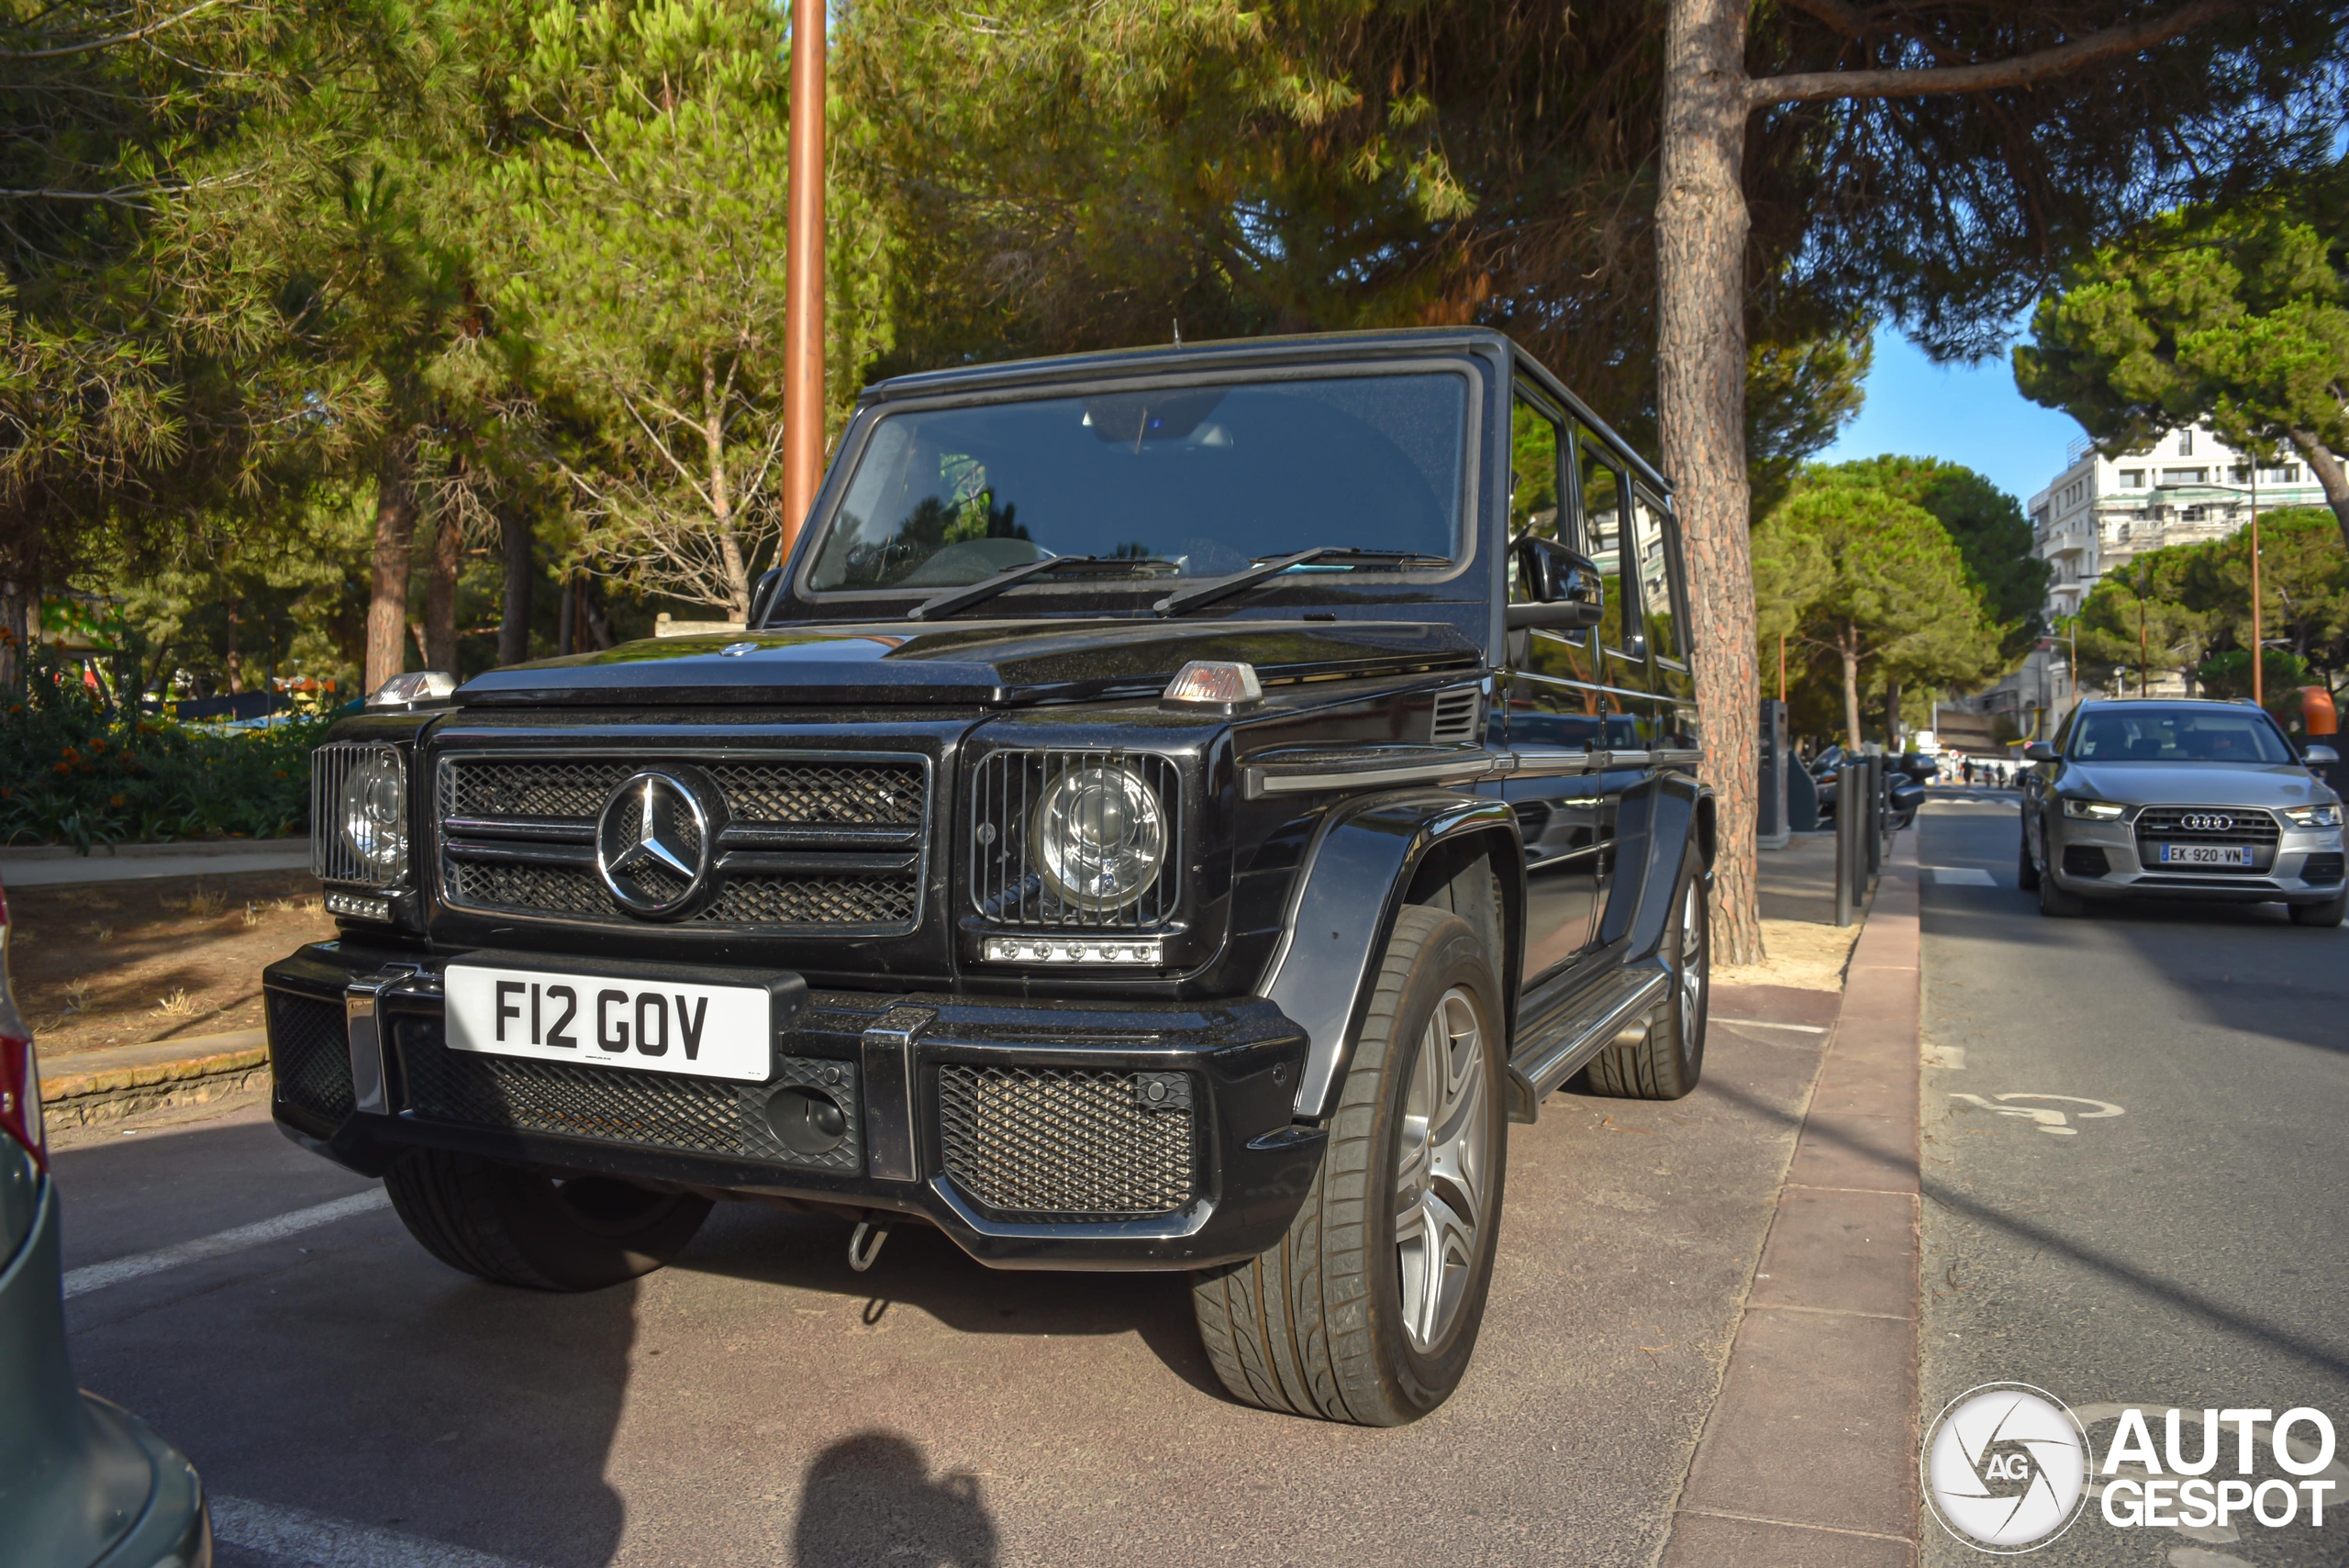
[437,751,930,931]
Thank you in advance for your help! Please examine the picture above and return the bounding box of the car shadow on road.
[792,1430,1000,1568]
[675,1202,1231,1401]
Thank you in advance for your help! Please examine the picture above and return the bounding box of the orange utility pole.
[2250,460,2264,711]
[779,0,826,563]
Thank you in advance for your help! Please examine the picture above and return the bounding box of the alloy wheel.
[1394,986,1491,1352]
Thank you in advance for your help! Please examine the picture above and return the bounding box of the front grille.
[2303,852,2345,884]
[937,1064,1196,1220]
[396,1019,861,1173]
[969,750,1181,929]
[437,751,930,931]
[267,989,355,1124]
[2134,806,2279,874]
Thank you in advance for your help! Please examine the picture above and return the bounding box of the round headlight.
[1034,764,1165,912]
[340,750,407,882]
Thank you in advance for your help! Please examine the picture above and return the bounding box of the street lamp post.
[2249,460,2263,711]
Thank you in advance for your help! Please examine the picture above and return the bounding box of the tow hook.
[848,1216,891,1273]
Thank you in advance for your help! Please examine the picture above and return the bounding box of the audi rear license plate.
[2159,843,2254,867]
[444,963,771,1081]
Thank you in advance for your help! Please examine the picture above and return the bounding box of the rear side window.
[1572,431,1639,657]
[1629,487,1686,662]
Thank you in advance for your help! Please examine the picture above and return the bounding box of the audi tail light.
[0,880,43,1172]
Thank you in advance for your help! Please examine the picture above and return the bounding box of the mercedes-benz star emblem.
[596,771,720,917]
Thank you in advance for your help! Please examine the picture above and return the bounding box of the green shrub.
[1,650,328,848]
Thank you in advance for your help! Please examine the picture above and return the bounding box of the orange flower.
[109,793,125,806]
[59,747,79,762]
[53,761,71,774]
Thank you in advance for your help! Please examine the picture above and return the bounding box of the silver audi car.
[2019,698,2346,924]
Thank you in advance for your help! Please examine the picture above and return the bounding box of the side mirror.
[747,567,785,627]
[1507,536,1604,630]
[2304,744,2340,764]
[2022,741,2057,763]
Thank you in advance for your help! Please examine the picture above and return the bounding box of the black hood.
[454,618,1484,707]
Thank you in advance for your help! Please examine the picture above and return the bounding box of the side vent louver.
[1431,686,1482,746]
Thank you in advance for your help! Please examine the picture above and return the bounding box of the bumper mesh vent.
[396,1022,861,1173]
[937,1064,1195,1220]
[267,989,355,1125]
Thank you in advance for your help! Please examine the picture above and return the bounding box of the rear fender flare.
[1259,791,1525,1121]
[1596,771,1711,962]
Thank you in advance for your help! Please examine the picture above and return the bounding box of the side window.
[1631,487,1685,663]
[1509,393,1564,546]
[1575,432,1638,656]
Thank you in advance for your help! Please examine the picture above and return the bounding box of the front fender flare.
[1259,791,1524,1121]
[1597,770,1712,963]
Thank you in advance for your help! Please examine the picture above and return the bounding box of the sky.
[1819,322,2089,506]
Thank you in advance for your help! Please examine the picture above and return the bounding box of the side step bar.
[1503,966,1669,1122]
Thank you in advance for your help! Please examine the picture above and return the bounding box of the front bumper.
[262,942,1319,1271]
[2046,815,2347,904]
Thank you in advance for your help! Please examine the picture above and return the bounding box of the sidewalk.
[1,838,311,887]
[1662,835,1922,1566]
[40,1027,271,1129]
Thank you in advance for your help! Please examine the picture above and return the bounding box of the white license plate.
[444,964,772,1081]
[2159,843,2253,867]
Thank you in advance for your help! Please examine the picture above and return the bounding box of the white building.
[1981,423,2330,739]
[2030,424,2326,619]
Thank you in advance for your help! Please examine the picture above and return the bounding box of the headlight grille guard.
[968,748,1181,930]
[312,739,411,887]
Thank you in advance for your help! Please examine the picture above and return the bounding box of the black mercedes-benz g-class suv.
[266,327,1712,1426]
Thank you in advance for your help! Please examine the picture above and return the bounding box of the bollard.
[1834,760,1864,927]
[1865,755,1884,877]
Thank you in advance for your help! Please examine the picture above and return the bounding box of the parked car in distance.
[0,878,212,1567]
[2018,698,2347,925]
[264,327,1716,1426]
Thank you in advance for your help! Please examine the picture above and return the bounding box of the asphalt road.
[52,980,1841,1568]
[1916,796,2349,1568]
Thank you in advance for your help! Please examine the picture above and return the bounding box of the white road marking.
[212,1496,542,1568]
[1712,1018,1826,1034]
[1925,866,1997,885]
[1948,1093,2124,1136]
[62,1188,390,1298]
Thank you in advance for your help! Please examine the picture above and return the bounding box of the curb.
[1660,834,1922,1567]
[39,1028,272,1129]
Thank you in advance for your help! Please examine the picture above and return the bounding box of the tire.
[2016,829,2041,892]
[384,1147,713,1292]
[1192,906,1507,1426]
[2289,891,2347,928]
[1583,845,1709,1101]
[2036,836,2085,917]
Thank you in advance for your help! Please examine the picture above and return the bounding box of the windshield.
[806,372,1469,591]
[2070,706,2296,764]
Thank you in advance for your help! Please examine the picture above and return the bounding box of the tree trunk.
[1885,678,1902,750]
[224,600,242,695]
[581,585,617,651]
[364,439,419,693]
[2289,431,2349,558]
[703,351,751,619]
[1841,633,1863,751]
[498,508,534,666]
[1656,0,1762,963]
[423,507,462,673]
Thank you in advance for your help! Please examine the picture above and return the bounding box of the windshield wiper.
[1152,548,1453,619]
[907,554,1175,621]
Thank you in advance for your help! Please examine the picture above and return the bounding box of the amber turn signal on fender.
[1161,659,1263,711]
